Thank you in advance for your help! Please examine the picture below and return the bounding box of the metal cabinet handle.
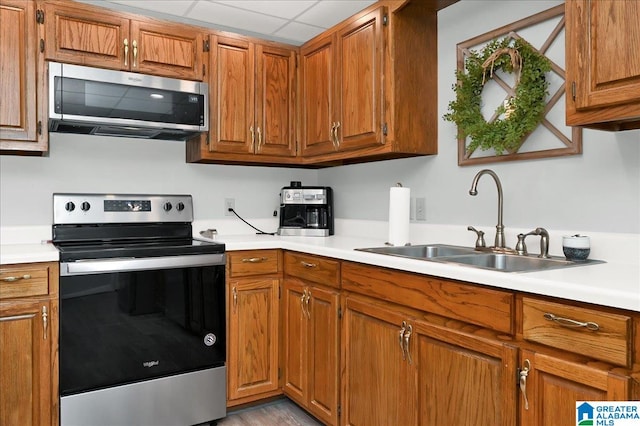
[404,324,413,365]
[330,122,338,149]
[305,289,311,319]
[399,321,407,361]
[42,306,48,340]
[132,39,138,68]
[519,359,531,410]
[232,287,238,310]
[241,257,268,263]
[124,38,129,66]
[301,261,317,268]
[543,312,600,331]
[300,290,307,319]
[250,126,255,147]
[256,127,262,149]
[333,121,341,148]
[2,274,31,282]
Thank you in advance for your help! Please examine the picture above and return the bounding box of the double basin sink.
[356,244,601,273]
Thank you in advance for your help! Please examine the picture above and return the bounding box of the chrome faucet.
[469,169,506,249]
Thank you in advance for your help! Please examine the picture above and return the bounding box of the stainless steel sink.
[438,253,576,272]
[355,244,603,273]
[356,244,477,259]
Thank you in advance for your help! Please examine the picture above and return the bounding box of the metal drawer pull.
[2,274,32,282]
[543,312,600,331]
[241,257,268,263]
[301,261,317,268]
[124,38,129,66]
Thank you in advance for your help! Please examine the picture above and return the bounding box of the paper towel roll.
[388,186,410,246]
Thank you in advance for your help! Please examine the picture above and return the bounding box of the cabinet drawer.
[228,250,281,278]
[284,252,340,289]
[0,263,51,299]
[522,297,631,367]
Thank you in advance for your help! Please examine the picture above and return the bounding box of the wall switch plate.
[416,197,426,221]
[225,198,235,216]
[410,197,416,220]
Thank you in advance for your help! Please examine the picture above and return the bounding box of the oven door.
[59,261,225,397]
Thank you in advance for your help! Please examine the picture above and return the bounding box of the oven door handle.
[60,253,226,276]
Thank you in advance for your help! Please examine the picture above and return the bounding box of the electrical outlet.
[416,197,426,221]
[224,198,235,216]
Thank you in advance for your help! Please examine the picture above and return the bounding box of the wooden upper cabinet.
[44,1,205,80]
[0,0,47,153]
[300,34,337,156]
[255,44,296,157]
[336,7,384,153]
[209,36,255,154]
[208,35,296,157]
[566,0,640,129]
[300,8,384,158]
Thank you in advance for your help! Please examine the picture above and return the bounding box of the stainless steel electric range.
[52,193,226,426]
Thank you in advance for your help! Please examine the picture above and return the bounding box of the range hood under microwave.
[48,62,208,140]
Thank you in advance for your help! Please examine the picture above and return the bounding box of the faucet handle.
[517,228,550,258]
[467,226,486,248]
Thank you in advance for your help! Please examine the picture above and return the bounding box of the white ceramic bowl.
[562,235,590,261]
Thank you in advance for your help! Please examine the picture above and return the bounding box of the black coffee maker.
[277,181,334,236]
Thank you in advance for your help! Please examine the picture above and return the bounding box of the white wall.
[1,0,639,235]
[0,134,316,226]
[318,0,640,234]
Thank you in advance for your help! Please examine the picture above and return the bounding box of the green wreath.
[444,38,551,155]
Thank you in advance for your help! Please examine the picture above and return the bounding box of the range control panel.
[53,193,194,224]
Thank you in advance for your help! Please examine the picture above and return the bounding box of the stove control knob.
[163,202,173,212]
[65,202,75,212]
[81,202,91,212]
[176,202,185,212]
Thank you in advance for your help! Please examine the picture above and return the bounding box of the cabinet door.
[227,278,279,400]
[283,279,307,405]
[255,44,296,157]
[130,19,204,80]
[335,8,385,152]
[209,36,255,154]
[342,296,415,426]
[44,2,129,70]
[307,285,340,426]
[0,299,52,426]
[567,0,640,110]
[300,34,337,156]
[520,349,631,426]
[0,0,46,151]
[412,320,518,426]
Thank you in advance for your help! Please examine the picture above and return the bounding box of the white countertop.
[208,232,640,312]
[2,221,638,312]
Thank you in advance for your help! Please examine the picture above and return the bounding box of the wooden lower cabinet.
[341,296,415,426]
[519,349,632,426]
[227,277,280,403]
[0,262,58,426]
[283,278,340,425]
[341,294,518,426]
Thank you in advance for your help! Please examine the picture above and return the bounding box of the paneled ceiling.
[76,0,378,46]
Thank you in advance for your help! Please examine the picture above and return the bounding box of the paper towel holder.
[386,182,411,246]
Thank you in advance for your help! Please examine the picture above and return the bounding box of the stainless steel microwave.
[48,62,208,140]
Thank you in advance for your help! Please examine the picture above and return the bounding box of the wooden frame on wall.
[455,5,582,166]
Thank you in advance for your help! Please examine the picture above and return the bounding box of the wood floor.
[217,399,323,426]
